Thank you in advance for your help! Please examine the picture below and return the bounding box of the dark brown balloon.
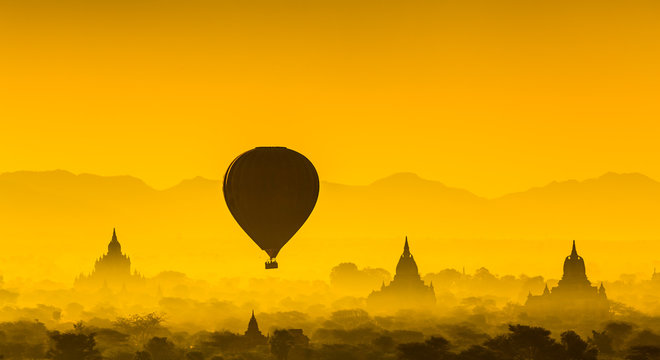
[223,147,319,268]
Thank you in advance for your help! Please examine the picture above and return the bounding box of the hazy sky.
[2,0,659,197]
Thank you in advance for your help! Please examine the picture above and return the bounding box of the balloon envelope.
[223,147,319,261]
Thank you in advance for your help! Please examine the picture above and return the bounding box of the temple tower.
[525,240,609,319]
[75,228,143,290]
[244,311,267,347]
[367,237,436,311]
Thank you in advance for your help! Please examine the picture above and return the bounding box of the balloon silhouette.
[223,147,319,269]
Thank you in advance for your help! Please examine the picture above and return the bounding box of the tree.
[329,309,372,330]
[456,345,497,360]
[604,322,635,352]
[114,313,166,348]
[626,346,660,360]
[200,331,244,353]
[271,330,295,360]
[561,331,597,360]
[485,324,563,360]
[144,337,183,360]
[0,320,49,359]
[628,330,660,348]
[397,336,454,360]
[47,331,102,360]
[73,321,86,334]
[589,330,613,355]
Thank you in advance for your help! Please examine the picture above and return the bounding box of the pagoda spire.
[246,310,261,336]
[403,236,410,256]
[571,240,578,257]
[108,228,122,254]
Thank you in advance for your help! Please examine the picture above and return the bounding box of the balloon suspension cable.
[265,258,279,269]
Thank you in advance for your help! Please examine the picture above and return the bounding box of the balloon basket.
[265,259,279,269]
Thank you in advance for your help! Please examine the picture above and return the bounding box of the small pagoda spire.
[403,236,411,256]
[571,240,578,257]
[108,228,122,254]
[543,283,550,295]
[246,310,261,336]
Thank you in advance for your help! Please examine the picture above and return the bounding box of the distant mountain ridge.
[3,169,655,199]
[1,169,657,239]
[1,169,659,281]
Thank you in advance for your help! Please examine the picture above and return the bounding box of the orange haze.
[0,1,659,285]
[1,0,660,198]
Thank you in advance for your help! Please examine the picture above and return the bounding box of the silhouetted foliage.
[200,331,245,353]
[47,331,102,360]
[561,330,597,360]
[628,330,660,348]
[589,330,613,355]
[456,345,497,360]
[313,327,381,345]
[328,309,372,329]
[484,325,564,360]
[114,313,166,348]
[626,346,660,360]
[4,310,660,360]
[438,324,491,349]
[144,337,183,360]
[0,320,48,359]
[313,344,364,360]
[397,336,453,360]
[271,330,295,360]
[604,322,635,352]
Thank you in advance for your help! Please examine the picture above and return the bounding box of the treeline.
[3,315,660,359]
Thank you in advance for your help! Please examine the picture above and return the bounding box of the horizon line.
[0,168,655,200]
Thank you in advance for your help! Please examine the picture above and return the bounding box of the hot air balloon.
[223,147,319,269]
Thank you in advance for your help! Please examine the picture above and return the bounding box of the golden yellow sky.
[1,0,660,197]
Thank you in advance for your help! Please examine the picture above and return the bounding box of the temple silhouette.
[75,228,144,290]
[526,240,609,317]
[244,311,267,347]
[367,237,436,311]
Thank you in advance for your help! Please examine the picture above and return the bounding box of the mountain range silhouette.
[0,170,658,280]
[1,169,658,240]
